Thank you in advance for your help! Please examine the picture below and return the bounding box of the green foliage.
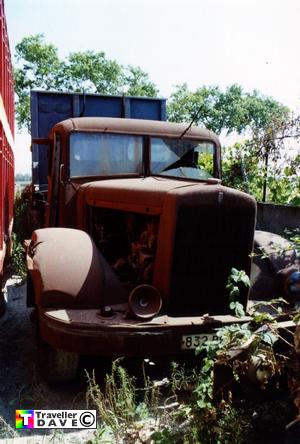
[13,189,31,243]
[61,50,123,94]
[14,34,159,130]
[86,358,248,444]
[14,36,299,206]
[222,119,300,204]
[0,416,18,439]
[150,428,175,444]
[167,84,300,205]
[14,34,64,130]
[86,360,136,439]
[85,271,297,444]
[86,360,162,442]
[12,189,32,279]
[12,192,31,280]
[226,268,250,317]
[123,66,159,97]
[286,228,300,257]
[222,142,300,204]
[11,234,26,280]
[167,83,289,136]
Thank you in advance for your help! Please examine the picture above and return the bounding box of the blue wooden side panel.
[31,91,167,190]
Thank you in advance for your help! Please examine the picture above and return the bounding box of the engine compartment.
[88,207,160,291]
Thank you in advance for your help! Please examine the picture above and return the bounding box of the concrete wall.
[256,202,300,235]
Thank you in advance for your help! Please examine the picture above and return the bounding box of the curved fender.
[27,228,126,308]
[250,230,298,301]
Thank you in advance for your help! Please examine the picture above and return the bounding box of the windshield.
[69,132,143,177]
[150,138,215,180]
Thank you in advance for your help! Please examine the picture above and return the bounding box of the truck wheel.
[37,339,79,383]
[26,272,35,307]
[0,290,6,317]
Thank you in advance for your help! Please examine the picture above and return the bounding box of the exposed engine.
[88,207,159,289]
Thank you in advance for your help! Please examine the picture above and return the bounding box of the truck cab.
[46,117,221,228]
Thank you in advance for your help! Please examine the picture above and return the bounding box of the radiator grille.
[168,204,255,316]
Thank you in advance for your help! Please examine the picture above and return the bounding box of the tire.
[26,272,35,307]
[0,290,6,317]
[37,339,79,383]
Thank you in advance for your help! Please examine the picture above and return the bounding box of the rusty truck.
[0,0,14,315]
[26,91,300,382]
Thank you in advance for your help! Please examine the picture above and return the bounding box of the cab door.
[47,133,61,227]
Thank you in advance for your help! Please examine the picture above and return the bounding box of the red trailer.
[0,0,14,301]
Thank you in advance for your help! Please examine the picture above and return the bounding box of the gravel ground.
[0,279,96,444]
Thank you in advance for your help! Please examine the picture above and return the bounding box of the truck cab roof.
[49,116,221,145]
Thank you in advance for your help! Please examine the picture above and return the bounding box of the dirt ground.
[0,279,96,443]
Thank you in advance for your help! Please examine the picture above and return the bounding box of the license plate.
[181,334,219,350]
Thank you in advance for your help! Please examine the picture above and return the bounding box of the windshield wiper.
[179,104,204,139]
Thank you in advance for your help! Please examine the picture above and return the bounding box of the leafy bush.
[11,188,31,280]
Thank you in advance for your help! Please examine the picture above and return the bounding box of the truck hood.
[77,176,234,213]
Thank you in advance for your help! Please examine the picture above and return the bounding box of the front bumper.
[38,307,249,356]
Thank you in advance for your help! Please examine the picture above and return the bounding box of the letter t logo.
[16,410,34,428]
[20,413,32,426]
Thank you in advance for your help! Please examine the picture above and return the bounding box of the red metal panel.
[0,0,14,278]
[0,126,3,250]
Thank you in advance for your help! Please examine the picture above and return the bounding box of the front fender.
[250,230,298,301]
[27,228,126,308]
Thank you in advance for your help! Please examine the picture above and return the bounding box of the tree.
[167,83,290,136]
[14,35,299,205]
[222,116,300,204]
[14,34,65,130]
[122,66,158,97]
[167,83,300,203]
[14,34,159,130]
[61,50,123,95]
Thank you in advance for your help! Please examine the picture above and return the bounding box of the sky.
[5,0,300,174]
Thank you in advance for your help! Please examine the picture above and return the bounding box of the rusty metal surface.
[42,307,249,328]
[29,169,257,358]
[39,307,249,356]
[250,230,299,301]
[79,176,225,212]
[76,177,256,312]
[28,228,127,308]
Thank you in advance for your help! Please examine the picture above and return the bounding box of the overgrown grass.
[11,232,27,280]
[85,359,247,444]
[0,415,18,439]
